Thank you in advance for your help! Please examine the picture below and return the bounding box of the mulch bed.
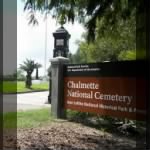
[4,121,145,150]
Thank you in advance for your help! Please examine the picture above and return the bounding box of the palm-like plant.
[35,63,42,80]
[20,59,36,88]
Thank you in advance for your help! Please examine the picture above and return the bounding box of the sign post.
[50,56,69,118]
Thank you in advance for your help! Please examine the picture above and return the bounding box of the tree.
[23,0,146,62]
[23,0,146,41]
[35,63,42,80]
[72,12,136,63]
[20,59,36,88]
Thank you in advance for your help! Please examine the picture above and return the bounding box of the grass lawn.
[3,108,53,129]
[2,81,49,94]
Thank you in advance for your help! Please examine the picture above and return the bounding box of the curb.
[3,90,49,95]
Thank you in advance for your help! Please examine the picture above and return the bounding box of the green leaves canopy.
[20,59,36,75]
[70,12,136,63]
[23,0,146,41]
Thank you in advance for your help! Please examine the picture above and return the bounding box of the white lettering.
[67,81,99,89]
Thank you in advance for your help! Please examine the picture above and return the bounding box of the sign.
[63,61,146,121]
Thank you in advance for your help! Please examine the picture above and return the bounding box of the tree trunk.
[36,68,39,80]
[26,74,32,88]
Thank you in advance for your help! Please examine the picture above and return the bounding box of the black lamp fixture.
[53,25,71,58]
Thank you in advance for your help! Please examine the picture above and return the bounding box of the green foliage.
[72,36,135,63]
[23,0,145,41]
[66,110,93,121]
[118,50,136,60]
[71,11,136,63]
[66,110,145,136]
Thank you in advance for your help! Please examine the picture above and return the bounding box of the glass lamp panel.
[56,39,64,46]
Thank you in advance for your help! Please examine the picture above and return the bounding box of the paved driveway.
[3,91,51,112]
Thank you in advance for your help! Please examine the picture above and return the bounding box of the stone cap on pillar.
[50,56,69,65]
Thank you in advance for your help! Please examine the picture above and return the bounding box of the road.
[3,91,51,112]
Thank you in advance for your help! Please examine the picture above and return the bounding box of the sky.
[17,0,85,77]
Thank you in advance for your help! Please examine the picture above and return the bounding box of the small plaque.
[56,39,64,46]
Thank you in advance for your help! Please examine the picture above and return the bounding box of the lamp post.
[48,25,71,103]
